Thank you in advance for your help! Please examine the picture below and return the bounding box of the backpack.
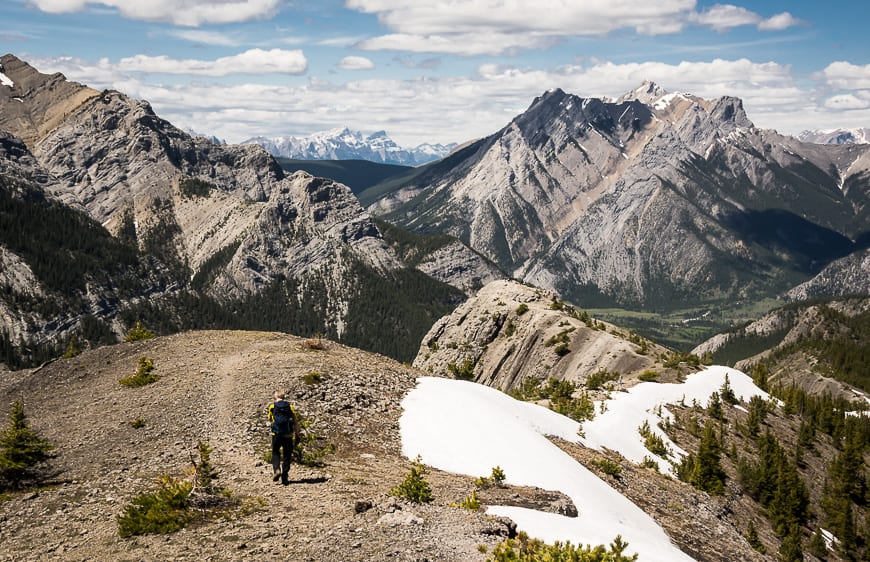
[271,400,295,436]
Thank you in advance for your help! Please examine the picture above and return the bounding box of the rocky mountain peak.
[617,80,668,104]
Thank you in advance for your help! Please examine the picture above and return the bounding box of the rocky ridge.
[0,54,463,362]
[369,83,870,308]
[414,280,670,392]
[0,330,765,561]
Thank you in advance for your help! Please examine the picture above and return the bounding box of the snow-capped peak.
[0,69,14,88]
[241,127,457,166]
[798,128,870,145]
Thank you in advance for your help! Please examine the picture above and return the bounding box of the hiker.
[267,390,301,485]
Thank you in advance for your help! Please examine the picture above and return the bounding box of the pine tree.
[706,391,723,421]
[690,424,726,495]
[720,374,738,405]
[0,400,54,489]
[746,519,766,554]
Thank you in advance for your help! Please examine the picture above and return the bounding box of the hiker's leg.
[281,436,293,475]
[271,435,282,476]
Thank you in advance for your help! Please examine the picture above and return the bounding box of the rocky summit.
[368,83,870,309]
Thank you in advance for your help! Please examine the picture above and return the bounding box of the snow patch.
[582,366,768,474]
[0,71,13,88]
[400,377,694,561]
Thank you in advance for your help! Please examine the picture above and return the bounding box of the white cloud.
[337,56,375,70]
[30,54,867,147]
[28,0,280,26]
[693,4,760,31]
[823,61,870,90]
[348,0,695,55]
[758,12,802,31]
[168,30,241,47]
[824,94,869,110]
[115,49,307,76]
[348,1,801,56]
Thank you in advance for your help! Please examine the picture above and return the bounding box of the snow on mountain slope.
[243,127,456,165]
[798,128,870,145]
[400,367,767,561]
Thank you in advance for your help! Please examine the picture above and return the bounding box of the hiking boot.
[273,469,281,482]
[281,472,289,485]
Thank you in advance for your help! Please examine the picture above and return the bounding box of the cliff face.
[414,280,669,392]
[0,55,461,364]
[370,85,870,308]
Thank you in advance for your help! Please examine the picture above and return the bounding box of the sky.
[3,0,870,146]
[400,367,767,560]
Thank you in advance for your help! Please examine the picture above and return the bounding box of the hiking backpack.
[271,400,295,436]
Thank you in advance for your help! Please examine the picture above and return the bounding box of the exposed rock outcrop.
[414,280,669,392]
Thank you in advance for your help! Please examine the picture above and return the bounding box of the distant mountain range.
[242,127,456,166]
[798,127,870,145]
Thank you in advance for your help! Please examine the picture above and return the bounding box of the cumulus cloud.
[115,49,307,76]
[28,0,280,26]
[693,4,760,31]
[168,30,241,47]
[758,12,802,31]
[824,94,869,110]
[822,61,870,90]
[348,1,802,55]
[348,0,694,54]
[337,56,375,70]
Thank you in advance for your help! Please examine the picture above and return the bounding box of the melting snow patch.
[0,71,13,88]
[400,377,695,562]
[653,93,679,110]
[582,366,767,474]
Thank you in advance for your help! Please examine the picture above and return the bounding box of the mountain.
[0,53,463,365]
[0,330,772,561]
[367,83,870,316]
[243,127,457,166]
[798,128,870,145]
[275,157,415,196]
[693,295,870,395]
[414,280,669,391]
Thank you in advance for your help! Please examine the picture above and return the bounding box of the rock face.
[371,84,870,307]
[414,280,668,392]
[786,247,870,301]
[243,127,457,166]
[692,296,870,400]
[0,54,462,364]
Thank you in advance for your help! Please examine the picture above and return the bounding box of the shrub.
[637,370,658,382]
[117,476,193,536]
[390,456,433,503]
[192,441,219,491]
[487,532,638,562]
[124,320,155,342]
[451,489,481,511]
[639,457,659,471]
[592,458,623,479]
[504,320,516,337]
[554,342,570,356]
[293,414,335,467]
[0,401,54,490]
[586,370,620,390]
[120,356,160,387]
[302,371,323,385]
[304,333,327,350]
[447,357,476,380]
[515,303,529,315]
[130,417,146,429]
[62,336,81,359]
[178,177,215,198]
[638,420,670,458]
[474,466,507,489]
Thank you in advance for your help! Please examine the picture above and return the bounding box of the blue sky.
[3,0,870,146]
